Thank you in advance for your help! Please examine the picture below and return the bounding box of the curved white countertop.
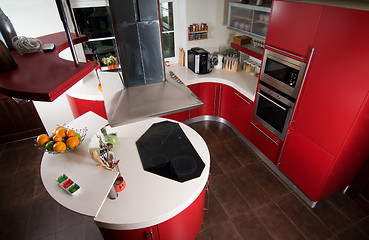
[41,111,210,230]
[93,117,210,230]
[66,63,258,103]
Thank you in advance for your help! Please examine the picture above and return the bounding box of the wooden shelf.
[188,28,208,41]
[231,42,264,60]
[0,32,93,102]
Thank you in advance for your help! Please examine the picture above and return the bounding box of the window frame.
[69,0,179,63]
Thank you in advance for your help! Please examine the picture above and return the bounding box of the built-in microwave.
[260,48,306,99]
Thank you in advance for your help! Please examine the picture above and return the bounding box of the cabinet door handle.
[277,130,290,166]
[217,85,222,116]
[213,85,217,116]
[147,230,155,240]
[251,122,279,145]
[257,92,287,111]
[290,48,315,125]
[234,92,251,105]
[265,45,304,60]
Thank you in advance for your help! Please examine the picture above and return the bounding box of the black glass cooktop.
[136,121,205,182]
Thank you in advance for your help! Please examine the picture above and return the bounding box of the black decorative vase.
[0,8,17,50]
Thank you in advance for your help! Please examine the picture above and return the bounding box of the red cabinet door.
[248,120,282,164]
[197,82,217,116]
[278,128,335,201]
[188,84,200,118]
[98,226,159,240]
[218,84,234,120]
[161,111,188,122]
[291,6,369,157]
[265,0,323,59]
[231,90,253,137]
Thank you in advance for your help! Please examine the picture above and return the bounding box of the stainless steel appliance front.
[260,48,306,99]
[254,84,294,141]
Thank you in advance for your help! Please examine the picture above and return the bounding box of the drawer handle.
[147,230,154,240]
[251,122,279,145]
[234,92,251,105]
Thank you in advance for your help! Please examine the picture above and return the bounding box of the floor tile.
[311,199,352,235]
[228,166,272,208]
[210,174,251,217]
[206,219,243,240]
[232,211,274,240]
[275,193,332,240]
[254,202,307,240]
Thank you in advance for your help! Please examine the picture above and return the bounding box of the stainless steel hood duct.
[98,0,202,126]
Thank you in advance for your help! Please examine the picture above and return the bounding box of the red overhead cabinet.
[265,1,323,59]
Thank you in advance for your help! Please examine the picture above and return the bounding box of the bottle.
[0,39,17,72]
[0,8,17,50]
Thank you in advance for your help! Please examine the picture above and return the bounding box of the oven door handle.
[257,92,287,111]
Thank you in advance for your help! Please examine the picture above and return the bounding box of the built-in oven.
[254,47,307,141]
[254,84,294,140]
[260,48,306,99]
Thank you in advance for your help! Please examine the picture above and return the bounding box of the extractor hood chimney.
[98,0,202,127]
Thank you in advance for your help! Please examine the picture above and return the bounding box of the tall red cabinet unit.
[266,1,369,202]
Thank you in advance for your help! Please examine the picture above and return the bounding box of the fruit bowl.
[36,126,88,154]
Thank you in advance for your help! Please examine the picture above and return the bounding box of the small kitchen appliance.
[188,47,211,74]
[136,121,205,182]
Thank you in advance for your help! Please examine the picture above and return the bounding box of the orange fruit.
[36,134,50,146]
[66,137,79,148]
[53,142,67,153]
[55,128,67,138]
[53,126,63,134]
[53,134,63,142]
[66,129,75,138]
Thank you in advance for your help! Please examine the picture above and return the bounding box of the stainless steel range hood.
[99,0,202,126]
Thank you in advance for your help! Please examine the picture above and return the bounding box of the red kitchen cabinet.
[188,84,200,118]
[161,111,189,122]
[231,90,253,137]
[197,82,217,116]
[278,128,335,201]
[98,188,205,240]
[66,94,107,120]
[99,226,159,240]
[265,0,323,59]
[291,6,369,157]
[218,84,234,120]
[248,120,282,164]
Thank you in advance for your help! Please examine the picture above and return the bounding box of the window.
[160,1,175,58]
[70,0,177,64]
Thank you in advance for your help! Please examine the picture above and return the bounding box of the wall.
[185,0,237,55]
[0,0,77,134]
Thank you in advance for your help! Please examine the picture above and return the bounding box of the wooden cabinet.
[248,120,282,164]
[231,90,253,137]
[265,0,323,59]
[278,128,335,201]
[0,94,46,143]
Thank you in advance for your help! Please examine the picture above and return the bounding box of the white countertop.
[40,112,118,217]
[168,64,259,102]
[66,64,259,103]
[41,112,210,230]
[93,117,210,230]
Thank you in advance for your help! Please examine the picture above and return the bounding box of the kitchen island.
[40,111,210,240]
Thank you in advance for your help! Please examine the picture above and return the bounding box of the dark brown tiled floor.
[0,120,368,240]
